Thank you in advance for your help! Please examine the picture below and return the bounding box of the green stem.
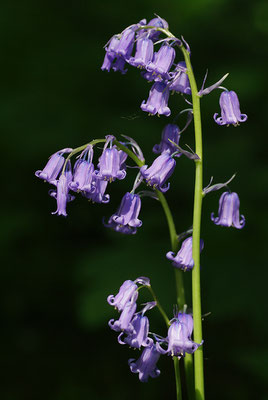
[146,286,170,327]
[173,357,182,400]
[180,47,205,400]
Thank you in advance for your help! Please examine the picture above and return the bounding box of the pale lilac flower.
[104,192,142,235]
[156,317,202,358]
[84,177,110,204]
[108,292,138,333]
[214,90,247,126]
[152,124,181,155]
[168,62,191,95]
[128,344,161,382]
[141,82,171,117]
[147,16,169,41]
[128,37,154,69]
[112,57,128,74]
[211,191,245,229]
[107,280,138,311]
[166,237,204,271]
[140,151,176,192]
[49,161,75,217]
[95,139,126,182]
[177,312,194,336]
[69,145,94,193]
[118,314,153,348]
[35,148,72,185]
[101,36,121,72]
[116,28,135,59]
[146,44,175,80]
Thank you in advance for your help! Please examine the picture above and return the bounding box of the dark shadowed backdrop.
[1,0,268,399]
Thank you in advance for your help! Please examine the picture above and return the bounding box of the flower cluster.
[107,277,201,382]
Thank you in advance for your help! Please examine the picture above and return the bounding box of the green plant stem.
[181,47,205,400]
[174,357,182,400]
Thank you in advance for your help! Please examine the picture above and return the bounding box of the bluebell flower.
[118,313,153,349]
[104,192,142,235]
[146,44,175,81]
[108,292,138,333]
[69,145,95,193]
[166,236,204,271]
[152,124,181,155]
[156,316,202,358]
[35,148,73,185]
[128,37,154,69]
[140,151,176,192]
[107,279,138,311]
[128,343,161,382]
[116,27,135,59]
[141,82,171,116]
[49,161,75,217]
[83,177,110,204]
[168,62,191,95]
[211,191,245,229]
[214,90,247,126]
[101,36,121,73]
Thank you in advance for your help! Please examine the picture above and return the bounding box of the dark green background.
[1,0,268,399]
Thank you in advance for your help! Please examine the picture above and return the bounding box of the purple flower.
[107,279,138,311]
[35,148,72,185]
[84,177,110,204]
[147,17,169,41]
[141,81,171,117]
[153,124,181,155]
[118,314,153,349]
[177,312,194,335]
[128,37,154,69]
[211,191,245,229]
[69,145,95,193]
[49,161,75,217]
[128,344,161,382]
[166,237,204,271]
[95,139,126,182]
[116,28,135,59]
[168,62,191,95]
[108,292,138,333]
[156,317,202,358]
[104,192,142,235]
[146,44,175,80]
[214,90,248,126]
[101,36,120,72]
[140,151,176,192]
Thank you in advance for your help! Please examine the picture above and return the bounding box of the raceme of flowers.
[107,277,202,382]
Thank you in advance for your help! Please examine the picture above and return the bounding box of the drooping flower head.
[104,192,142,235]
[94,136,127,182]
[128,343,161,382]
[211,191,245,229]
[49,160,75,217]
[141,81,171,116]
[116,27,135,59]
[108,291,138,333]
[35,148,73,185]
[140,150,176,192]
[152,124,181,155]
[107,279,138,311]
[168,62,191,95]
[69,145,94,193]
[214,90,247,126]
[128,37,154,69]
[146,44,175,81]
[166,236,204,271]
[156,316,202,358]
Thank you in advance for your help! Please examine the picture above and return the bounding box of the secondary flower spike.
[140,151,176,192]
[214,90,247,126]
[141,81,171,116]
[166,236,204,271]
[104,192,142,235]
[211,191,245,229]
[128,343,161,382]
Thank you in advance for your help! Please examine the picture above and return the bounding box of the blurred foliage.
[1,0,268,399]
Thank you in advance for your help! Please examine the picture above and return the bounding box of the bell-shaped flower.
[95,145,126,182]
[128,343,161,382]
[101,36,120,72]
[104,192,142,235]
[107,279,138,311]
[116,28,135,59]
[211,191,245,229]
[35,148,72,185]
[153,124,181,156]
[146,44,175,80]
[177,312,194,336]
[141,82,171,117]
[49,161,75,217]
[128,37,154,69]
[168,62,191,95]
[214,90,247,126]
[166,236,204,271]
[140,151,176,192]
[156,318,202,358]
[108,292,138,333]
[69,145,95,193]
[84,177,110,204]
[118,313,153,349]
